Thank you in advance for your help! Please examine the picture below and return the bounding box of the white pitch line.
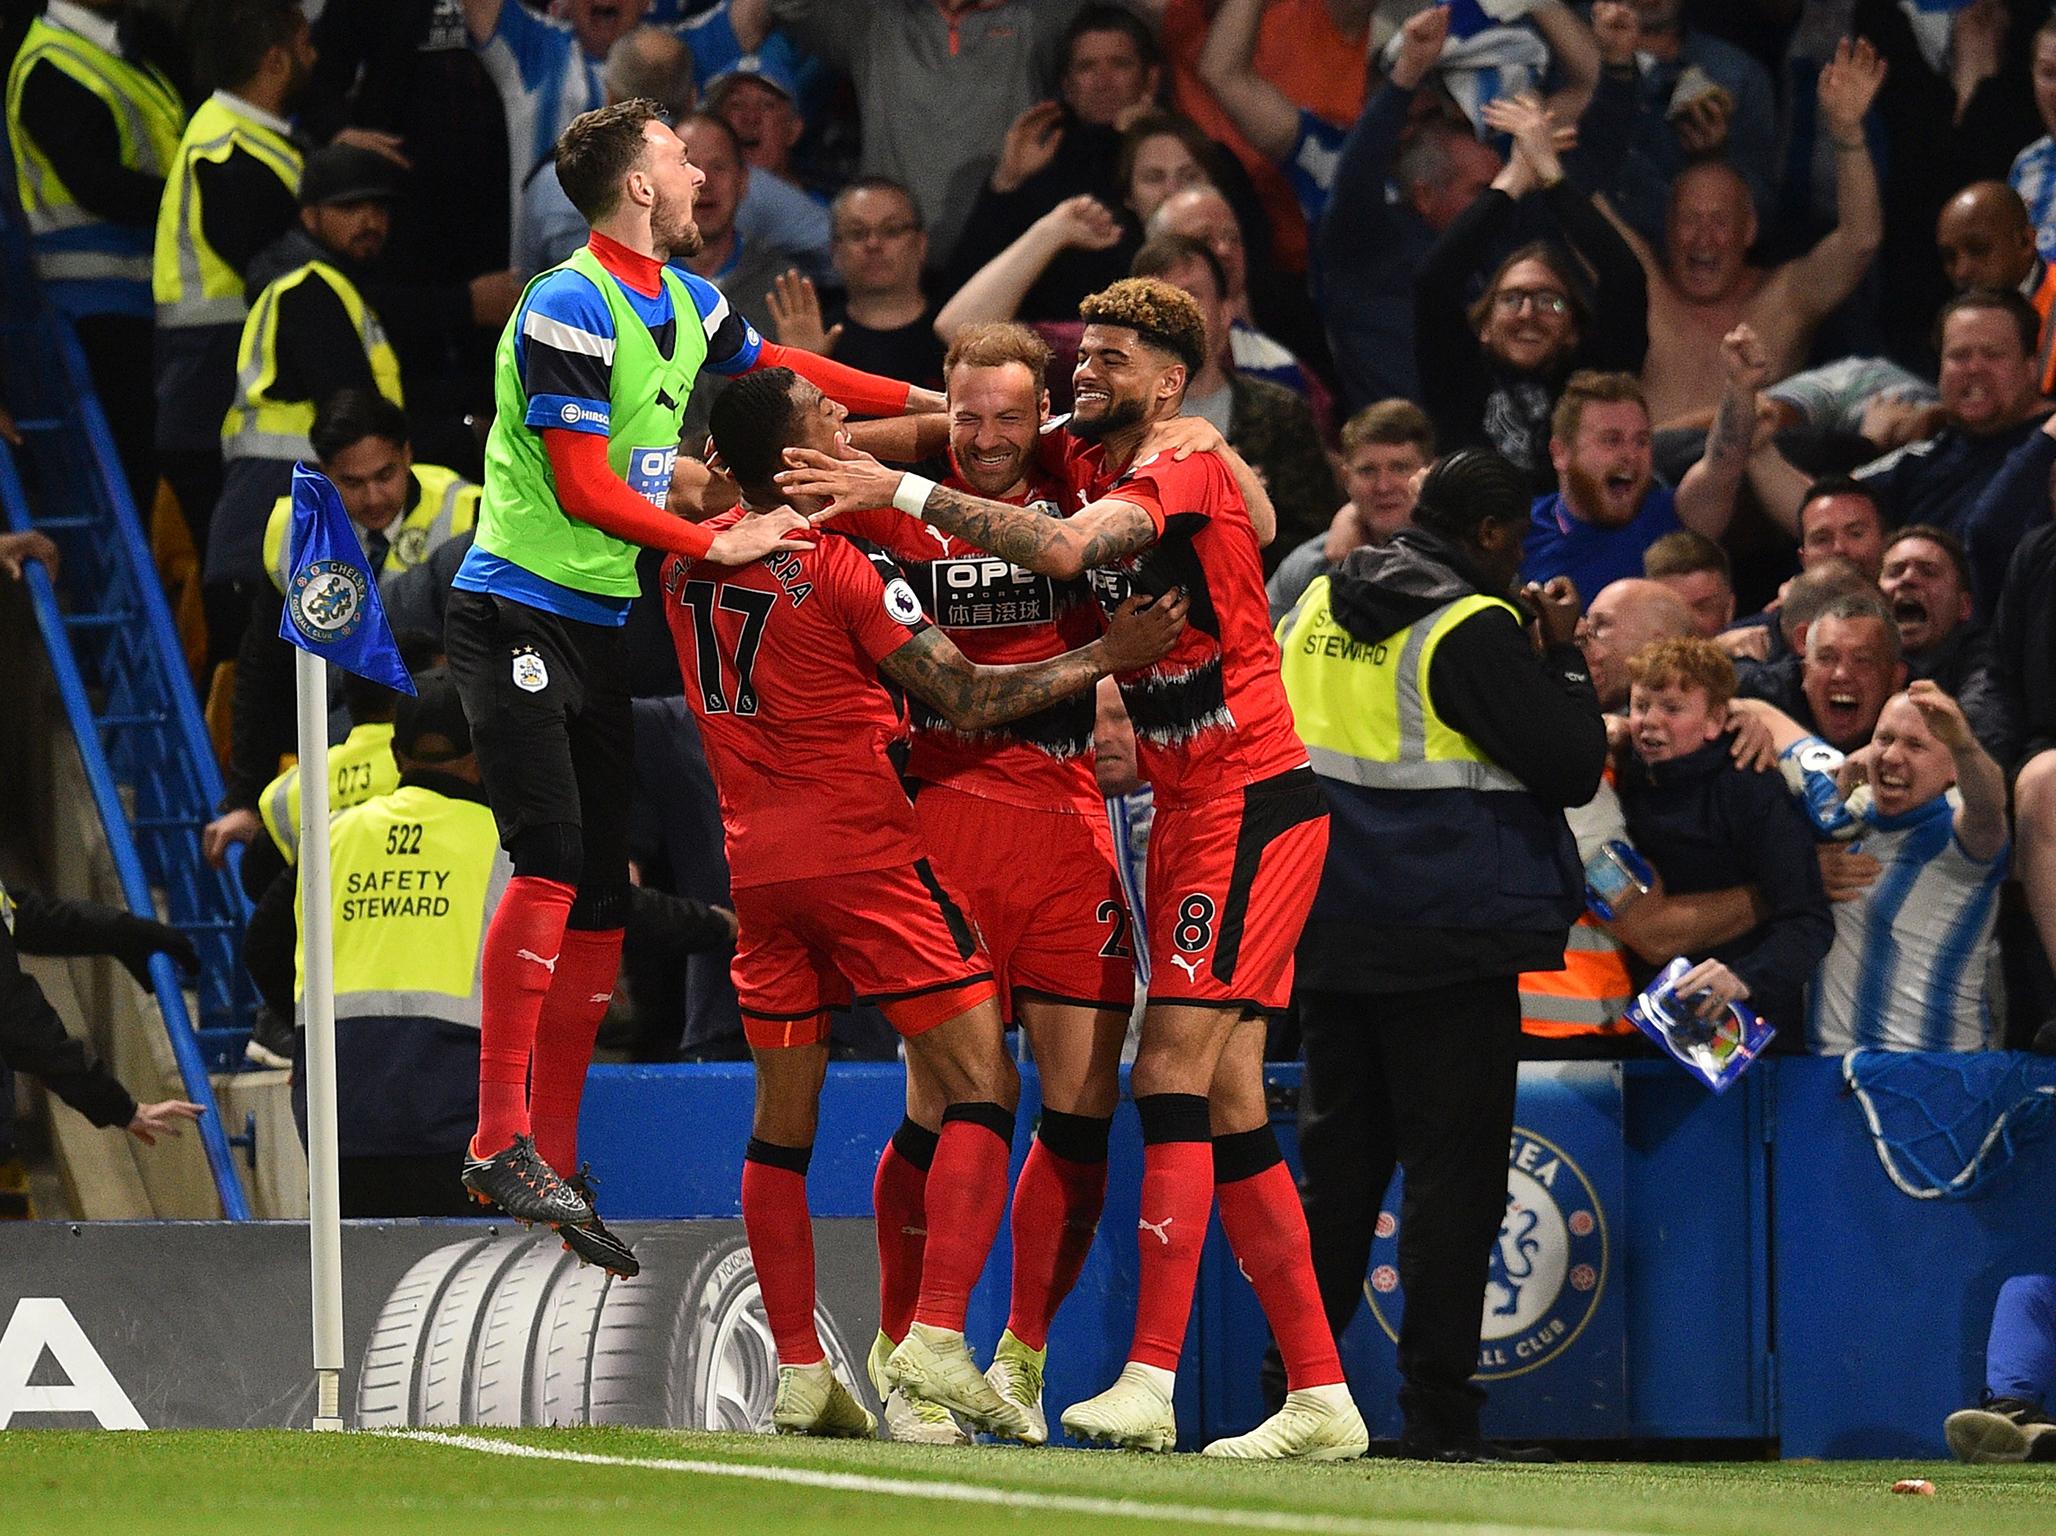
[375,1428,1660,1536]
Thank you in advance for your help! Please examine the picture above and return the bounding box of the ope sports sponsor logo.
[627,444,677,508]
[916,554,1056,630]
[1366,1127,1607,1379]
[288,559,368,643]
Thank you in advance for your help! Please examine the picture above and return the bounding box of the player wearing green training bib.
[442,97,941,1266]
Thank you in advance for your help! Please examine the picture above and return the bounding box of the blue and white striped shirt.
[2009,134,2056,263]
[475,2,603,250]
[1806,794,2007,1054]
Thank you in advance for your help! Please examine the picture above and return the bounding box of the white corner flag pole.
[295,644,346,1431]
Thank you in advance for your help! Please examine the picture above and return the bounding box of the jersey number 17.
[678,580,775,716]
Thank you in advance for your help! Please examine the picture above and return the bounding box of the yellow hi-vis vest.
[153,93,302,328]
[222,259,403,461]
[262,464,478,597]
[1280,577,1583,937]
[294,783,510,1027]
[260,721,399,865]
[1279,581,1527,794]
[7,15,184,285]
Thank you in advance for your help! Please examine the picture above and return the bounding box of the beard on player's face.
[650,190,702,259]
[1067,391,1147,442]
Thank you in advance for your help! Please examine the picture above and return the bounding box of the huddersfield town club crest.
[1365,1128,1608,1379]
[288,559,368,644]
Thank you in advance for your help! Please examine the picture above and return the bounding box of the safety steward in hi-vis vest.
[211,391,475,914]
[151,78,302,507]
[208,143,409,594]
[222,253,400,465]
[1271,449,1607,1457]
[7,5,184,315]
[290,670,508,1218]
[261,461,479,601]
[8,2,188,504]
[259,719,398,867]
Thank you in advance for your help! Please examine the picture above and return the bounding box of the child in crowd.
[1616,638,1833,1037]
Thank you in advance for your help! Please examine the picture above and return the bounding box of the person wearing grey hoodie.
[1270,447,1607,1461]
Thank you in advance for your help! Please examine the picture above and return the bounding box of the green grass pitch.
[3,1427,2051,1536]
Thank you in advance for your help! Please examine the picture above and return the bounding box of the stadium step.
[0,176,252,1217]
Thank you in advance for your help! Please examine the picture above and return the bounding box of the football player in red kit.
[664,365,1186,1440]
[831,323,1139,1445]
[778,278,1370,1460]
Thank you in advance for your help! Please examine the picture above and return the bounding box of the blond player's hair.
[943,323,1051,395]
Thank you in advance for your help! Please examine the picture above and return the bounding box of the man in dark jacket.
[0,879,203,1213]
[1273,448,1607,1460]
[1994,523,2056,1037]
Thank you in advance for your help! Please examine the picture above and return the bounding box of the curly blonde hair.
[1078,277,1207,376]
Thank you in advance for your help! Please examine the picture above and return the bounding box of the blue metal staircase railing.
[1,175,251,1220]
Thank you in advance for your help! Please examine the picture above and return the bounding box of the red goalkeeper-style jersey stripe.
[1056,435,1308,807]
[836,473,1103,814]
[660,512,931,889]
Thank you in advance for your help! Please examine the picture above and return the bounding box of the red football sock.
[742,1145,823,1367]
[529,926,623,1174]
[1217,1160,1346,1389]
[473,875,575,1157]
[911,1106,1013,1334]
[1005,1138,1107,1350]
[873,1120,935,1345]
[1128,1140,1213,1370]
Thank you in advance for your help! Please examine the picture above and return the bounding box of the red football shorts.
[1144,767,1328,1013]
[731,860,996,1049]
[915,783,1135,1018]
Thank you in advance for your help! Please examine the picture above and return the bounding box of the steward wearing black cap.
[1270,447,1607,1461]
[202,140,408,645]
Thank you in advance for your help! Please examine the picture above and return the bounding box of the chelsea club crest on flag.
[278,463,415,696]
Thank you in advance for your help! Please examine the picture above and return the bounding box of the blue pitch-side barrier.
[580,1053,2056,1455]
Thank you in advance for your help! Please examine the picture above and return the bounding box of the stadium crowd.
[8,0,2056,1463]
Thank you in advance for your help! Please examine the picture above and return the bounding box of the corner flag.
[280,461,414,1430]
[277,463,415,696]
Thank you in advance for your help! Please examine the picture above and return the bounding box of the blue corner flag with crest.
[277,463,416,696]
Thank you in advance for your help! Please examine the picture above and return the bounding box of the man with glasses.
[1521,334,1766,601]
[1412,92,1645,492]
[765,176,945,392]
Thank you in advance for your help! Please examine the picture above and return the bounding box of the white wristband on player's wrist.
[893,472,938,519]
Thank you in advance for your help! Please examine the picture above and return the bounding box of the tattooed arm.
[878,591,1189,730]
[776,444,1159,579]
[1675,324,1768,542]
[916,487,1158,579]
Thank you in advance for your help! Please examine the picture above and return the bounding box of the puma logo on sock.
[1138,1215,1174,1245]
[516,948,559,975]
